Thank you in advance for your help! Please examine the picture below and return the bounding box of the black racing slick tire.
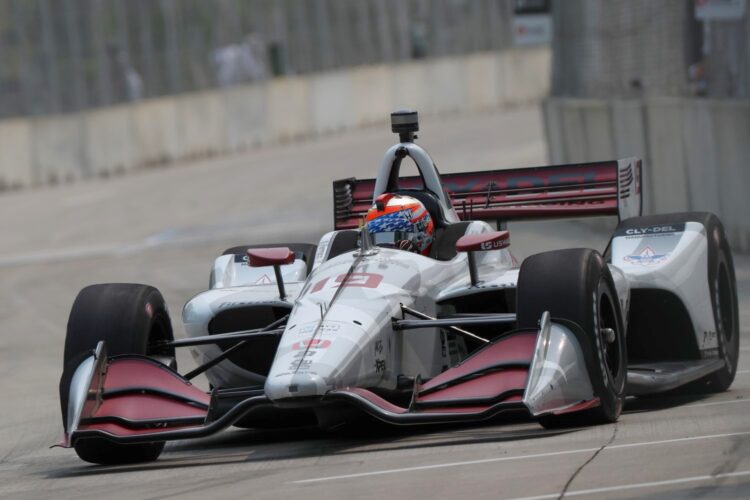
[517,248,627,428]
[614,212,739,393]
[59,283,175,465]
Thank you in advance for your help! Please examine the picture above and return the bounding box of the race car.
[57,110,739,465]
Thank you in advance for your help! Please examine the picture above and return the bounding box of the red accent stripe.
[104,359,210,405]
[420,333,536,392]
[341,387,407,414]
[91,394,207,420]
[417,369,528,403]
[420,406,490,414]
[551,398,601,415]
[76,422,201,437]
[76,358,210,437]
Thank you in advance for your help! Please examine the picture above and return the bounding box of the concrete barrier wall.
[544,97,750,253]
[0,47,550,191]
[0,119,32,188]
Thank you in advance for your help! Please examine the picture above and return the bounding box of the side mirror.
[455,231,510,253]
[246,247,295,267]
[455,231,510,287]
[246,247,295,300]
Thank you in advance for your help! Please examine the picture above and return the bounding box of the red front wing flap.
[61,349,213,447]
[60,342,275,447]
[329,332,539,423]
[330,318,602,423]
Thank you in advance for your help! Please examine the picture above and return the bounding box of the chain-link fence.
[0,0,516,119]
[550,0,749,99]
[704,3,750,98]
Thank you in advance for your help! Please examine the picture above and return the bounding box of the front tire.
[517,248,627,428]
[59,283,174,464]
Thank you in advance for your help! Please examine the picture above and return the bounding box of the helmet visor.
[371,230,418,247]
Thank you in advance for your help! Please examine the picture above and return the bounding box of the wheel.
[59,283,175,464]
[614,212,739,393]
[517,248,627,428]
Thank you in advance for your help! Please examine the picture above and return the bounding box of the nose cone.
[265,372,328,401]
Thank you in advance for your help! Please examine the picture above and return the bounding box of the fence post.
[63,0,87,111]
[39,0,61,114]
[161,0,182,94]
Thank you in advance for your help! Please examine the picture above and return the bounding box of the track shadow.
[623,393,712,414]
[45,414,580,479]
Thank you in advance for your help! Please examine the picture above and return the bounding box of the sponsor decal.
[313,239,329,266]
[299,323,316,335]
[289,356,314,372]
[624,247,669,266]
[255,274,273,285]
[374,359,386,373]
[615,223,685,238]
[218,300,280,309]
[480,238,510,251]
[234,254,249,264]
[295,322,340,336]
[292,350,316,358]
[442,170,602,194]
[310,272,384,293]
[373,339,386,374]
[280,357,315,375]
[292,338,332,350]
[701,348,720,359]
[319,322,340,333]
[701,330,718,348]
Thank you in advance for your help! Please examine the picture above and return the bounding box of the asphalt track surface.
[1,107,748,499]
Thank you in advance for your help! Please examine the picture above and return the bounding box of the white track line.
[510,469,750,500]
[624,396,750,414]
[681,398,750,409]
[289,430,750,484]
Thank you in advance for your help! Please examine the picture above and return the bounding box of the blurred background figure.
[107,42,144,101]
[212,34,269,87]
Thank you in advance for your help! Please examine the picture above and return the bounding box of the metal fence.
[550,0,750,99]
[0,0,516,119]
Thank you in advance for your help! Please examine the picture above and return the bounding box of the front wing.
[59,314,597,447]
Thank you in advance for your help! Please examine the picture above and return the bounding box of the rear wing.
[333,158,642,230]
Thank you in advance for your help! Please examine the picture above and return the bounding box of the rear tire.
[517,249,627,428]
[614,212,739,393]
[59,283,174,465]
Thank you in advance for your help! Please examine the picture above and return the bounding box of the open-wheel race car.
[57,110,740,464]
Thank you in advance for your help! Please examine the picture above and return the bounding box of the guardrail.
[544,97,750,253]
[0,47,550,192]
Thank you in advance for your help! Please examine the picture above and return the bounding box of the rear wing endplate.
[333,158,642,230]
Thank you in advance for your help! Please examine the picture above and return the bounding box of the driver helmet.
[365,193,434,255]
